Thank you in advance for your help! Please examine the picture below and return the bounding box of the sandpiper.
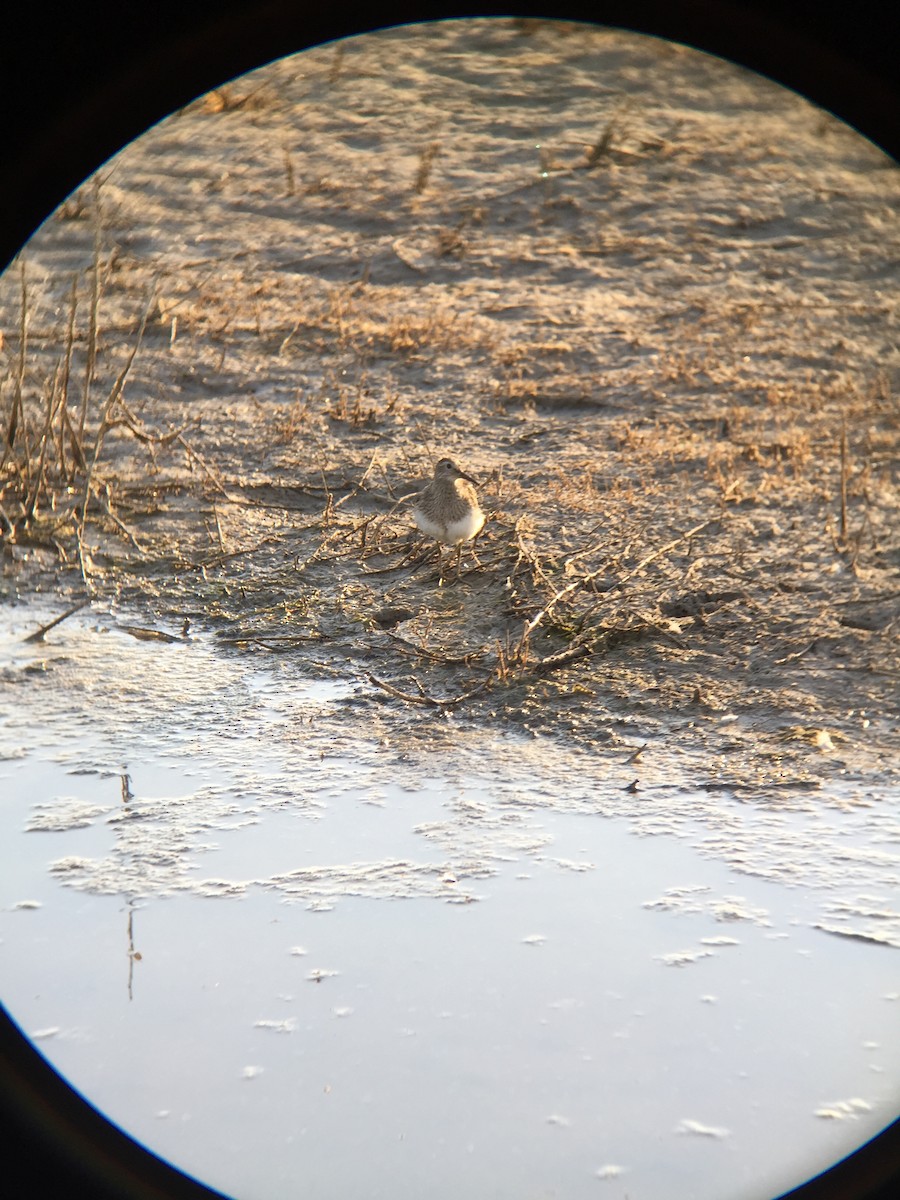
[412,457,485,578]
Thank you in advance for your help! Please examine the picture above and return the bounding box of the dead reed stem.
[79,180,102,449]
[59,276,79,478]
[839,419,848,541]
[75,281,159,589]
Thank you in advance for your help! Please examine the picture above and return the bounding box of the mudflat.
[1,18,897,802]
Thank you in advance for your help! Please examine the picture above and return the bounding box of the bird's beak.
[458,468,479,486]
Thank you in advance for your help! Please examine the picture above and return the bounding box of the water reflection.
[1,603,898,1200]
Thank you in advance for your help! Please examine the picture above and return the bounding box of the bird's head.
[434,457,478,486]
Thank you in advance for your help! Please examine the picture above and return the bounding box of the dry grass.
[413,142,442,194]
[0,195,176,588]
[2,21,897,783]
[193,84,277,115]
[276,285,494,363]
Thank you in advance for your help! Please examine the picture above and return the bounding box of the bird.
[412,457,485,580]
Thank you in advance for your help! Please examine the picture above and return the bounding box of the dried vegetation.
[1,20,898,796]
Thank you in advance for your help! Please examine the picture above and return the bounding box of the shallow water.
[1,601,898,1200]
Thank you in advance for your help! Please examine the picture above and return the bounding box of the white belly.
[414,507,484,545]
[414,510,446,540]
[444,509,484,544]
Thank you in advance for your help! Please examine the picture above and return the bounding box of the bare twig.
[367,672,492,710]
[385,632,486,666]
[530,641,595,674]
[23,599,91,643]
[211,501,227,553]
[774,640,819,665]
[513,521,554,589]
[172,430,230,496]
[194,536,278,569]
[514,516,717,660]
[95,486,145,550]
[581,517,719,608]
[332,448,380,512]
[116,625,185,643]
